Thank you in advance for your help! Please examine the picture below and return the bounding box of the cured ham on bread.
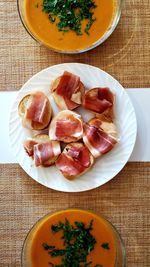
[18,91,52,130]
[88,118,118,139]
[56,142,94,180]
[51,71,85,110]
[49,110,83,143]
[24,134,61,167]
[82,87,114,121]
[83,118,118,158]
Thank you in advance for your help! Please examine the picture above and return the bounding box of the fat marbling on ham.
[34,142,54,167]
[25,92,48,123]
[83,118,118,158]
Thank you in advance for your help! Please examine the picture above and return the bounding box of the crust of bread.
[49,110,83,143]
[51,76,85,110]
[27,134,61,166]
[18,92,52,130]
[32,134,50,143]
[58,142,94,180]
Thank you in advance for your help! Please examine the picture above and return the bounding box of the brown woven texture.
[0,0,150,91]
[0,163,149,267]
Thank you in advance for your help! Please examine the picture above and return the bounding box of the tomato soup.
[22,209,120,267]
[24,0,116,51]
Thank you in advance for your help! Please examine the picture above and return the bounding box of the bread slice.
[56,142,94,180]
[51,75,85,110]
[24,134,61,167]
[18,91,52,130]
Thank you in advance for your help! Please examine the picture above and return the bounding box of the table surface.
[0,0,150,266]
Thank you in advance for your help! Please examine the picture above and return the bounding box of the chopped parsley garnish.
[42,0,97,35]
[42,219,99,266]
[101,242,110,250]
[42,243,55,250]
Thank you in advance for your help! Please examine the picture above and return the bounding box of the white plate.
[9,63,137,192]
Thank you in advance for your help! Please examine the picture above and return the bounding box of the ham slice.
[66,146,91,168]
[25,92,48,123]
[52,71,82,110]
[89,118,118,139]
[56,143,93,179]
[55,118,82,138]
[83,119,117,158]
[57,71,80,96]
[83,87,114,114]
[49,110,83,143]
[23,140,37,156]
[34,142,54,167]
[23,135,61,167]
[56,153,85,177]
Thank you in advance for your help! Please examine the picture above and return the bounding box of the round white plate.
[9,63,137,192]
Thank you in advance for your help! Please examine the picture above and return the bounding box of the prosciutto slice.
[53,71,82,110]
[25,92,48,123]
[34,142,54,167]
[56,143,92,178]
[56,153,85,177]
[23,135,61,167]
[23,139,37,156]
[55,118,82,138]
[89,118,118,139]
[49,110,83,142]
[66,146,91,168]
[57,71,80,96]
[83,119,117,158]
[83,87,114,114]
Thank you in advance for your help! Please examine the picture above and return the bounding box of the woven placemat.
[0,0,150,91]
[0,162,149,266]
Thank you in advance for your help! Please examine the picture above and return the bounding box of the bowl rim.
[17,0,123,54]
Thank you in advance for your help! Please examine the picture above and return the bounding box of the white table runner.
[0,89,150,163]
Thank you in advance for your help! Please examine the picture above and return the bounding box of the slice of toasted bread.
[83,118,118,158]
[24,134,61,167]
[18,91,52,130]
[82,87,115,121]
[51,75,85,110]
[49,110,83,143]
[56,142,94,180]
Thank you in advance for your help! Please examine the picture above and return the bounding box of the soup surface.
[24,0,115,51]
[30,209,116,267]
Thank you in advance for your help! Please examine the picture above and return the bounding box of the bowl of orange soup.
[17,0,122,53]
[22,209,126,267]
